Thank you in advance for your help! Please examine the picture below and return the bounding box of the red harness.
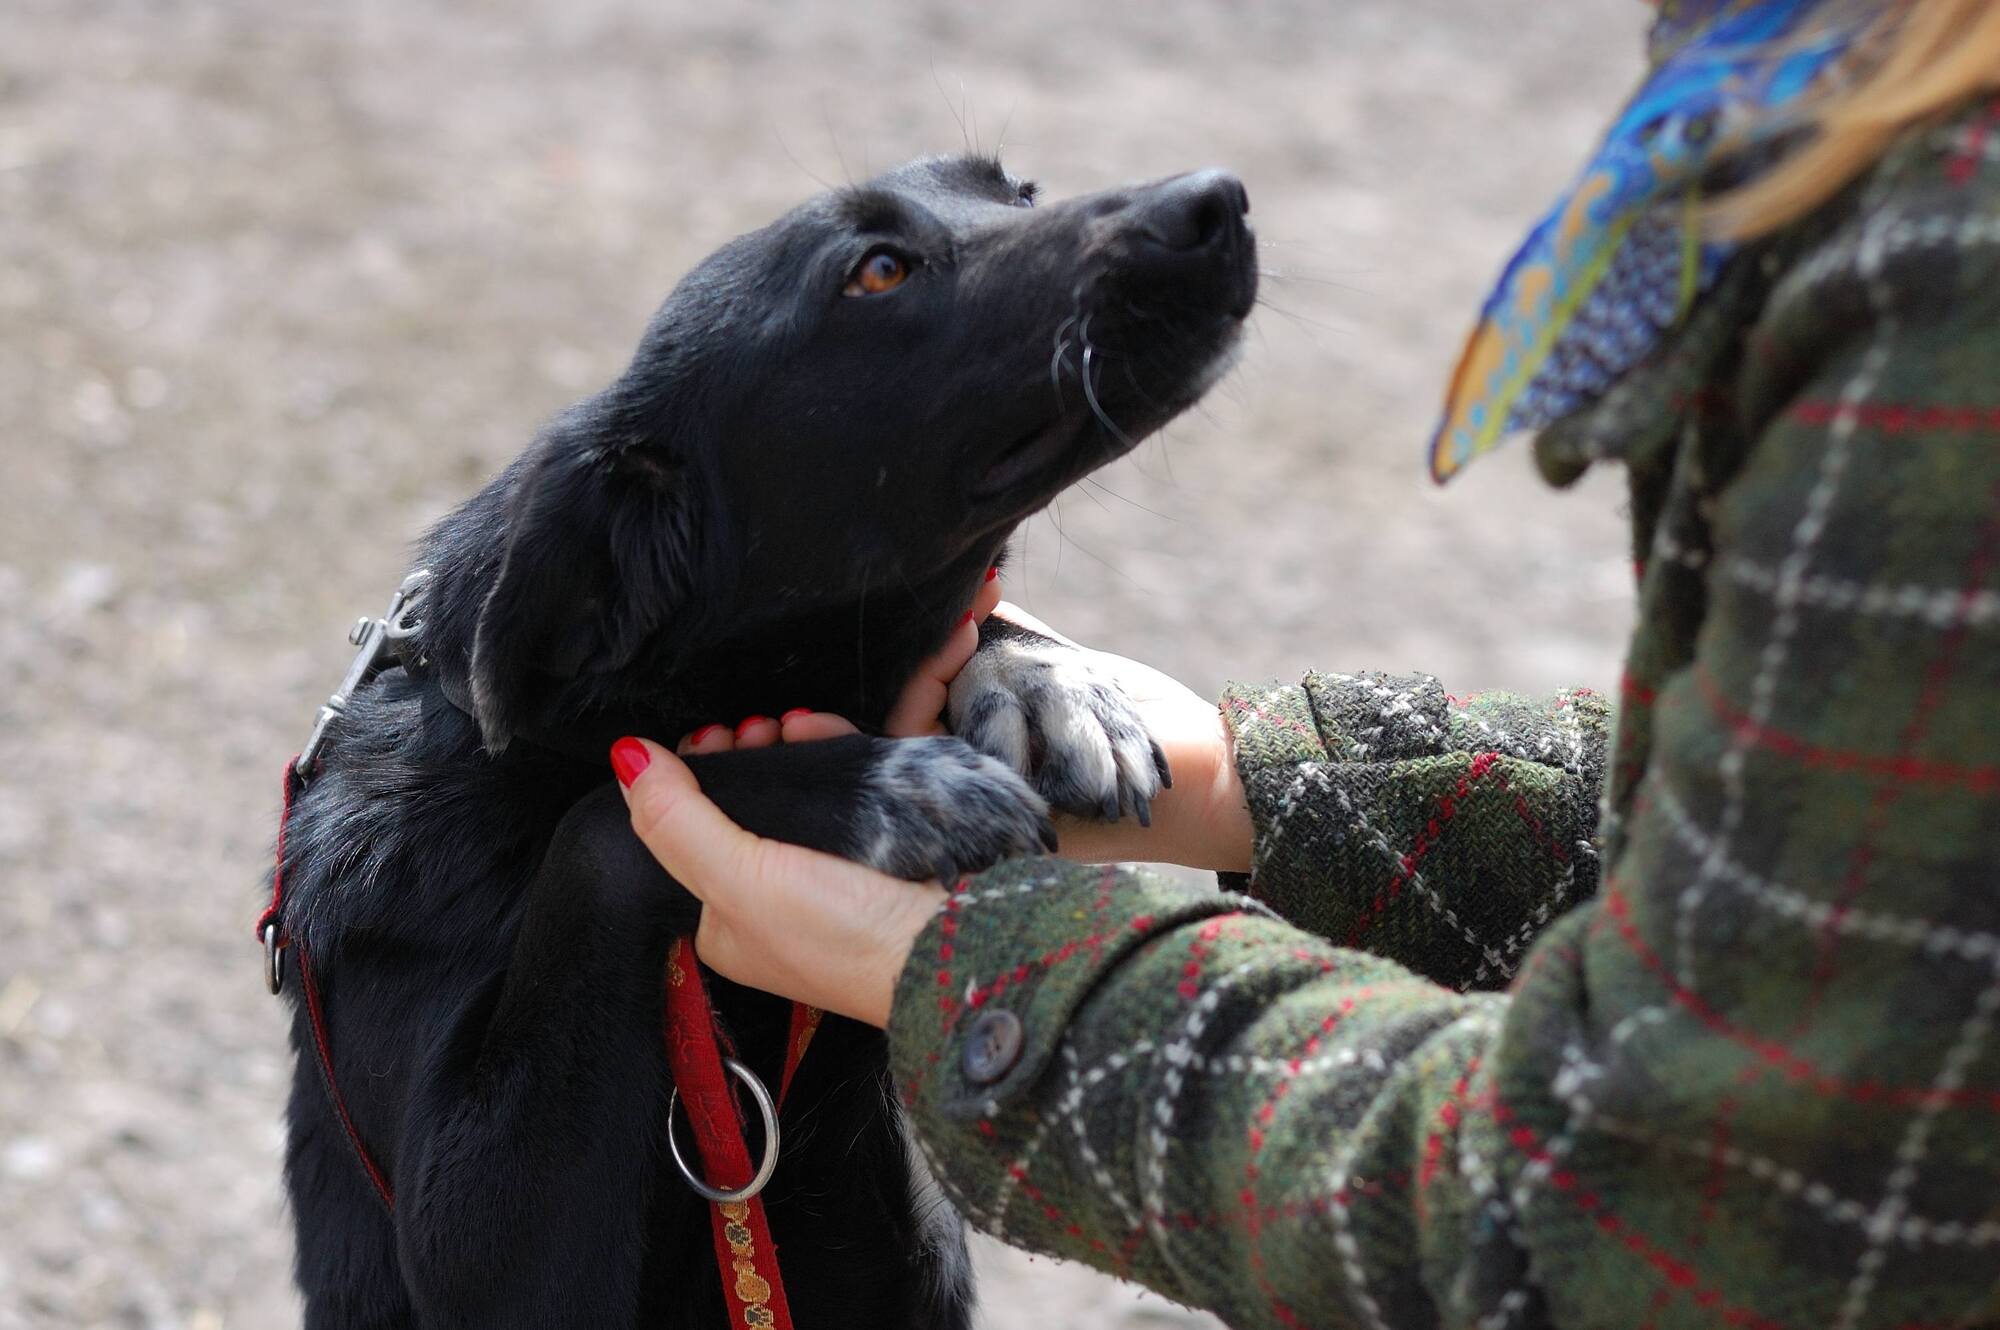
[261,756,811,1328]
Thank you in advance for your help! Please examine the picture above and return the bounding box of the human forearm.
[1049,698,1254,872]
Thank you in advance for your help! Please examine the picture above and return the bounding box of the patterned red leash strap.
[663,937,817,1330]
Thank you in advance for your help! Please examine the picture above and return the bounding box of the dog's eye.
[843,248,909,297]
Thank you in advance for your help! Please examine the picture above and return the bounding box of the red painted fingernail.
[687,723,726,745]
[780,708,812,724]
[984,566,999,582]
[610,737,650,787]
[958,609,975,627]
[735,715,772,738]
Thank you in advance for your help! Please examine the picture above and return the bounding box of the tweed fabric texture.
[889,96,2000,1330]
[1223,673,1609,992]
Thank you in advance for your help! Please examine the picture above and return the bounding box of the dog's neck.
[414,479,1009,753]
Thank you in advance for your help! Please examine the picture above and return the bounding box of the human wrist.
[1174,705,1252,873]
[1051,705,1250,872]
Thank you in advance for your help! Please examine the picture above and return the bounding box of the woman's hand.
[610,578,1252,1023]
[988,603,1252,873]
[613,571,1004,1026]
[613,734,937,1027]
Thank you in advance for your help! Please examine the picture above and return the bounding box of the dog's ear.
[469,416,702,751]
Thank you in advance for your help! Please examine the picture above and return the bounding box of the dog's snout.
[1135,169,1249,253]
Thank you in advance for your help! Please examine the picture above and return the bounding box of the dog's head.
[462,154,1255,747]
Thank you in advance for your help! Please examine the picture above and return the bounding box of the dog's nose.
[1133,169,1249,253]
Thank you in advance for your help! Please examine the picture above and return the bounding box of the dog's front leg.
[682,730,1055,883]
[393,734,1038,1330]
[393,783,701,1330]
[948,616,1173,824]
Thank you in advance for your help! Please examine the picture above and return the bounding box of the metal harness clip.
[296,570,433,778]
[265,569,433,994]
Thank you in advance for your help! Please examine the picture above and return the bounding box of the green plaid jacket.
[888,98,2000,1329]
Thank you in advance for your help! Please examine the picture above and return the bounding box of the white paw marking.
[947,637,1164,823]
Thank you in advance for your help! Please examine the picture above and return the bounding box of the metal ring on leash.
[263,922,285,995]
[667,1057,780,1204]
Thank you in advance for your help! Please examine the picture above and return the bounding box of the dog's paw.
[946,636,1170,825]
[856,737,1057,884]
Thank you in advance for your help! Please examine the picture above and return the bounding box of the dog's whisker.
[819,94,853,186]
[1048,492,1066,581]
[1072,479,1112,514]
[1042,499,1146,589]
[770,124,834,191]
[1078,316,1139,454]
[1253,295,1346,337]
[930,61,974,155]
[1082,475,1178,524]
[1119,357,1169,415]
[1258,266,1368,293]
[1049,311,1079,408]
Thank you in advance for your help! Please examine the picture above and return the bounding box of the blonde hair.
[1712,0,2000,238]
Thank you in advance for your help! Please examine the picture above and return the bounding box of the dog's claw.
[948,635,1168,828]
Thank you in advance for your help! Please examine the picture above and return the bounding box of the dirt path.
[2,2,1640,1325]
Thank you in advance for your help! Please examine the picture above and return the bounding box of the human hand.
[617,569,1004,1026]
[685,590,1254,874]
[613,733,938,1027]
[985,603,1251,873]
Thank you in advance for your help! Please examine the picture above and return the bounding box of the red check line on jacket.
[1481,1091,1791,1330]
[1487,766,1573,867]
[1789,400,2000,435]
[1242,992,1372,1330]
[1179,916,1228,1001]
[1603,885,2000,1113]
[962,921,1133,1012]
[1224,694,1324,747]
[1620,671,1659,706]
[1420,1055,1484,1194]
[1801,479,2000,1023]
[1643,1082,1749,1330]
[1692,665,2000,795]
[998,1150,1117,1261]
[1344,751,1506,946]
[931,874,1139,1026]
[1149,1172,1409,1238]
[1946,94,2000,185]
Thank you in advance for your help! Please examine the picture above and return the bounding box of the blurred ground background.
[0,2,1643,1325]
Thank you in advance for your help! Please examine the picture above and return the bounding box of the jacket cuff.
[887,857,1263,1122]
[1221,672,1409,893]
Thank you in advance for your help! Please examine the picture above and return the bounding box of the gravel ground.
[2,2,1642,1326]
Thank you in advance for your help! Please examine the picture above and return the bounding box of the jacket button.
[961,1009,1025,1086]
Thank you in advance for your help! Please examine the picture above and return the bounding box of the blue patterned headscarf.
[1428,0,1876,482]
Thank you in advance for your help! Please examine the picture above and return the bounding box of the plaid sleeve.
[1220,673,1608,990]
[885,859,1499,1327]
[887,108,2000,1330]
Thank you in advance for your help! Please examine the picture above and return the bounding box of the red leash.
[262,760,816,1322]
[259,757,398,1212]
[661,938,817,1330]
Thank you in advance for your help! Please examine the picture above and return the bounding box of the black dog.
[275,153,1255,1329]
